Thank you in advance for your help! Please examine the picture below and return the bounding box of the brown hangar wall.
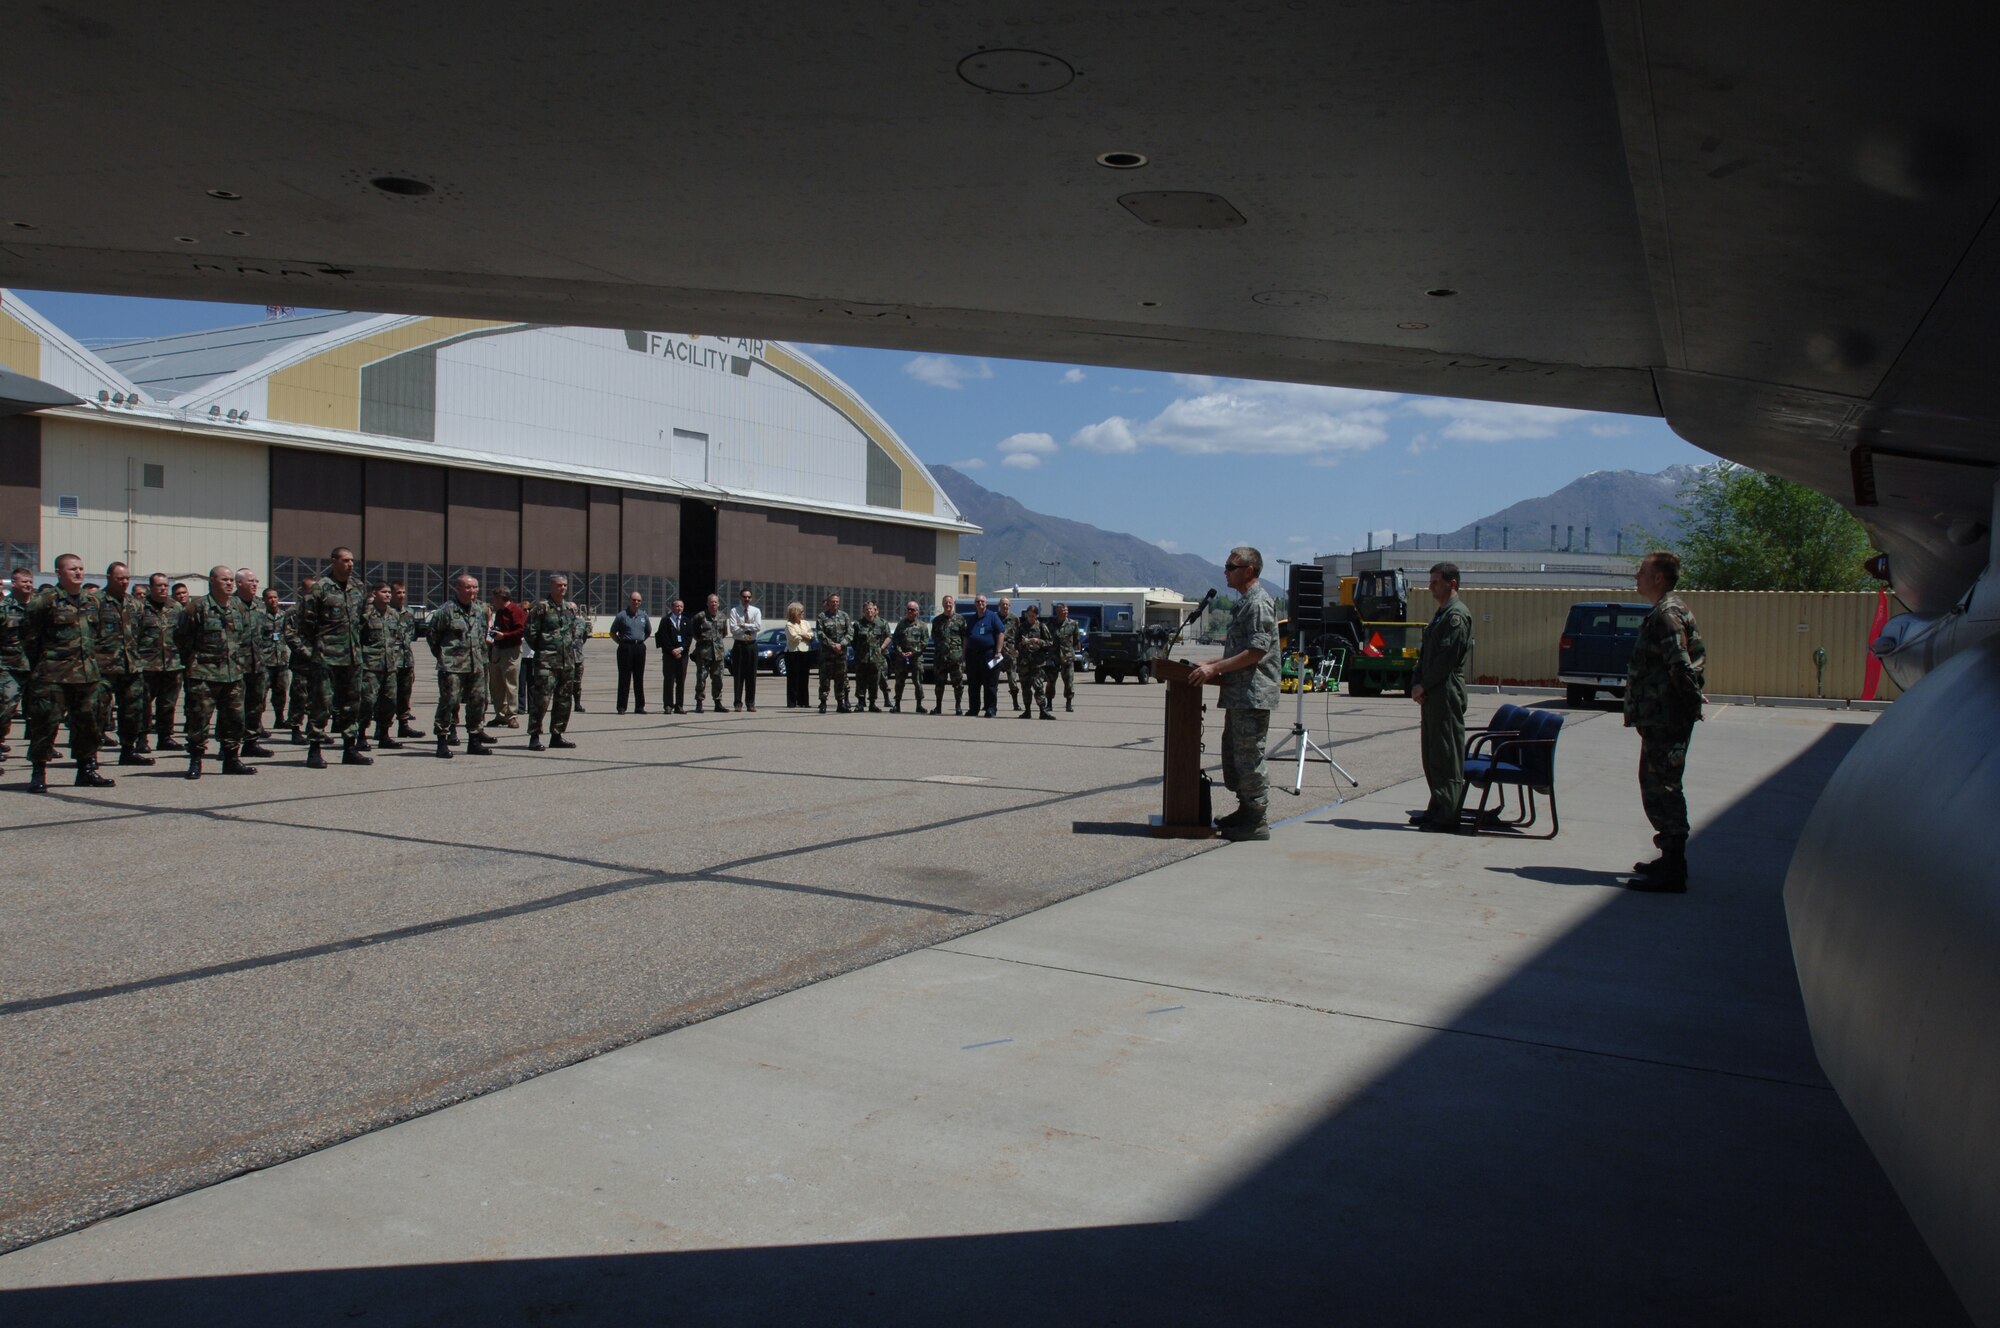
[0,415,41,572]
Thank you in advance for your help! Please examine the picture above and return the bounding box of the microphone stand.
[1265,617,1358,798]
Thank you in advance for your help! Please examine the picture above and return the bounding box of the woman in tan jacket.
[783,601,815,707]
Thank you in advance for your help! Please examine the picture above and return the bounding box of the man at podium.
[1187,546,1280,842]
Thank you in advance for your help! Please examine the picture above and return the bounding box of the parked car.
[756,626,788,673]
[1558,601,1650,707]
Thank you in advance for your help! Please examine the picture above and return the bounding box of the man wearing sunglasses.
[1187,546,1280,841]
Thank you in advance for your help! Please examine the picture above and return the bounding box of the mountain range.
[934,466,1228,597]
[1380,464,1699,555]
[936,462,1705,598]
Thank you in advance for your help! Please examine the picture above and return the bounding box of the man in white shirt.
[727,588,764,712]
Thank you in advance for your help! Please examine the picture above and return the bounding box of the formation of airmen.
[0,548,1094,792]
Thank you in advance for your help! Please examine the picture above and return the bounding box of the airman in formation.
[816,593,854,713]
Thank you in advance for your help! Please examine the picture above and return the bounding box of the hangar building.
[0,290,976,616]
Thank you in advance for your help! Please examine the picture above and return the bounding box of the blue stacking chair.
[1462,708,1566,838]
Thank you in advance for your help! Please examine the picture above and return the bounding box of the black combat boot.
[445,726,461,746]
[28,761,49,793]
[528,733,545,751]
[134,735,153,755]
[819,700,828,714]
[342,738,373,766]
[221,747,258,776]
[158,732,184,752]
[467,731,495,755]
[399,718,426,739]
[354,730,372,753]
[1627,849,1688,893]
[374,721,403,750]
[241,737,276,758]
[75,759,116,789]
[837,699,850,714]
[306,741,328,769]
[1019,707,1033,720]
[1065,700,1073,712]
[291,725,306,745]
[549,734,575,749]
[435,736,454,759]
[185,746,205,780]
[119,743,156,767]
[1041,706,1054,719]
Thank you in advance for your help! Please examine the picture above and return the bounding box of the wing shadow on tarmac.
[1,727,1971,1325]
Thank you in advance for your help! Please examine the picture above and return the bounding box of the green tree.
[1645,463,1875,591]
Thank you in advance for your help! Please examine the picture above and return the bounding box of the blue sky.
[19,290,1714,566]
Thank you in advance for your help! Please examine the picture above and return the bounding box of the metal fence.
[1453,587,1898,701]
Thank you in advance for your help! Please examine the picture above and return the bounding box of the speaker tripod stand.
[1266,654,1359,798]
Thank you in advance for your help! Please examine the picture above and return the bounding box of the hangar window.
[866,439,902,509]
[143,464,165,489]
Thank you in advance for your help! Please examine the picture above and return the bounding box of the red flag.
[1362,631,1385,658]
[1861,588,1889,700]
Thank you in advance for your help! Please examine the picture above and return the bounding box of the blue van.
[1559,601,1651,707]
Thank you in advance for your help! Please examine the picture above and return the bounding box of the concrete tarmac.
[0,679,1969,1324]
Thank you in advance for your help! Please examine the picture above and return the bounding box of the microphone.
[1184,587,1216,623]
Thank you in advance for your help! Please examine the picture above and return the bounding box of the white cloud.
[904,354,994,390]
[1001,452,1043,469]
[1402,398,1589,443]
[1061,367,1086,383]
[1587,420,1633,438]
[997,431,1057,456]
[949,456,987,471]
[1155,538,1180,552]
[798,343,843,356]
[1069,377,1397,458]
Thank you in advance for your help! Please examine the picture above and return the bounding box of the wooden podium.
[1149,658,1217,838]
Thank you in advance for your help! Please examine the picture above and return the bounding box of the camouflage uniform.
[852,614,891,711]
[283,600,314,735]
[91,587,149,758]
[1624,593,1707,857]
[566,602,589,710]
[263,610,291,728]
[391,603,419,729]
[24,585,104,768]
[691,606,729,711]
[0,589,31,764]
[1416,593,1474,828]
[1009,613,1056,716]
[429,597,493,739]
[232,591,269,737]
[1048,613,1082,707]
[526,597,580,739]
[996,608,1021,710]
[890,615,929,711]
[130,592,184,748]
[175,592,249,757]
[299,573,369,746]
[356,603,396,739]
[1218,583,1281,825]
[930,609,967,713]
[816,607,853,708]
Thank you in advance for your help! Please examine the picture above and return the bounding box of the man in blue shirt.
[965,593,1005,718]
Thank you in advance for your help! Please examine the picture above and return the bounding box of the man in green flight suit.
[890,599,929,713]
[429,572,495,757]
[232,569,272,742]
[1410,562,1474,833]
[526,574,580,751]
[261,587,291,732]
[23,553,115,792]
[929,594,966,715]
[816,592,854,713]
[298,546,371,768]
[1623,550,1708,893]
[852,601,891,713]
[174,563,259,779]
[130,571,185,753]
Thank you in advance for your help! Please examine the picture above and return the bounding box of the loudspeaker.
[1287,564,1325,627]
